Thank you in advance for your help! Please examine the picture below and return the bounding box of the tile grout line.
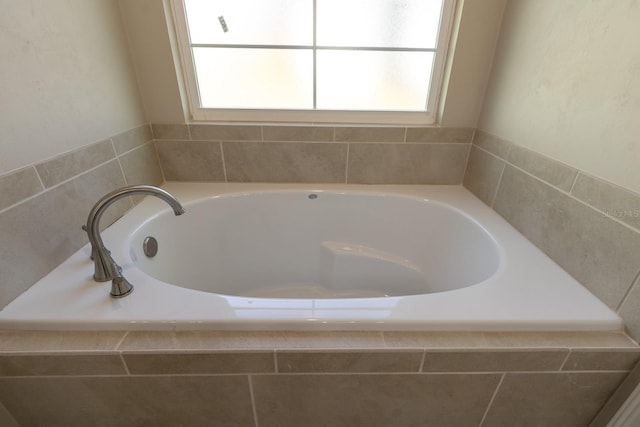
[273,351,278,374]
[150,140,167,184]
[616,268,640,313]
[489,161,508,209]
[248,375,260,427]
[219,141,229,183]
[344,143,350,184]
[478,372,505,426]
[558,350,572,371]
[418,349,427,372]
[31,164,46,192]
[568,170,581,194]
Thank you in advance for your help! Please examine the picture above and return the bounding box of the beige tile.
[151,123,190,140]
[262,125,334,141]
[155,140,225,181]
[347,143,469,184]
[123,351,275,374]
[189,124,261,141]
[483,372,626,427]
[562,349,640,371]
[224,141,347,183]
[120,331,385,351]
[0,331,126,352]
[494,165,640,309]
[0,167,43,211]
[572,173,640,232]
[118,142,163,186]
[252,373,500,427]
[383,331,637,349]
[508,144,578,191]
[619,275,640,342]
[0,161,127,308]
[334,126,405,142]
[112,124,153,154]
[590,360,640,426]
[0,375,254,427]
[0,354,126,376]
[406,127,474,143]
[473,130,511,158]
[277,350,423,373]
[463,145,506,206]
[35,140,115,188]
[473,130,512,159]
[422,349,567,372]
[0,402,19,427]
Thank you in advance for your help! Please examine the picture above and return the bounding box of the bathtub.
[0,182,622,331]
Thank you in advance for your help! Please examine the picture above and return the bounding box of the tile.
[0,354,126,376]
[572,173,640,231]
[0,375,254,427]
[155,140,225,181]
[483,372,626,427]
[562,349,640,371]
[493,165,640,309]
[0,402,19,427]
[589,360,640,427]
[224,141,347,183]
[334,126,405,142]
[112,124,153,154]
[276,350,423,373]
[347,143,469,184]
[0,167,43,211]
[123,351,275,374]
[383,331,637,349]
[151,123,190,140]
[189,124,261,141]
[252,373,500,427]
[0,331,126,352]
[463,145,506,206]
[118,142,164,186]
[405,127,474,143]
[473,130,512,159]
[508,144,578,191]
[617,274,640,342]
[263,125,333,142]
[0,161,127,308]
[35,140,115,188]
[422,349,567,372]
[119,331,386,351]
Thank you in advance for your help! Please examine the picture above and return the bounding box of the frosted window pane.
[185,0,313,45]
[316,50,434,111]
[317,0,443,48]
[194,48,313,109]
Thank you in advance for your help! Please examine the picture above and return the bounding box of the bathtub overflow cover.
[143,236,158,258]
[308,193,318,200]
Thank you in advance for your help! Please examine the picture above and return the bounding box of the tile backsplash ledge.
[464,130,640,341]
[151,124,475,184]
[0,124,162,308]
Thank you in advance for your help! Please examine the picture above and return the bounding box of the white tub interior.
[0,183,624,331]
[132,191,500,299]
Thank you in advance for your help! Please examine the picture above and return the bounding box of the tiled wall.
[152,124,474,184]
[0,330,638,426]
[0,124,162,308]
[464,130,640,341]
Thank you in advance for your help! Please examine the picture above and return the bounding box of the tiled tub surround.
[463,131,640,342]
[152,124,474,184]
[0,330,639,427]
[0,124,162,309]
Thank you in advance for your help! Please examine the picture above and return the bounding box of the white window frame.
[169,0,456,124]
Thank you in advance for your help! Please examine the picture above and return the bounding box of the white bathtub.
[0,183,623,331]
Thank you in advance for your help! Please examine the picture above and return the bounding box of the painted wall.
[0,0,146,175]
[478,0,640,194]
[119,0,506,127]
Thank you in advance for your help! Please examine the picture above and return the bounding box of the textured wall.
[478,0,640,194]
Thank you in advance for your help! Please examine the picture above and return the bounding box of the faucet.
[84,185,185,298]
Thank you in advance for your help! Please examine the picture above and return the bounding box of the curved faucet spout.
[85,185,185,297]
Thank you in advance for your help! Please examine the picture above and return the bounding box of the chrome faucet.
[84,185,185,298]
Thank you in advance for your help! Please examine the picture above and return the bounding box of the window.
[170,0,455,124]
